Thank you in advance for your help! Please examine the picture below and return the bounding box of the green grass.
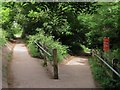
[0,39,6,46]
[0,30,7,46]
[89,57,120,88]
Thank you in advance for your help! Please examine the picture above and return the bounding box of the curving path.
[8,41,96,88]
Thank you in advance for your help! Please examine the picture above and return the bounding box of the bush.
[89,57,120,88]
[102,49,120,64]
[112,49,120,61]
[0,30,7,46]
[27,42,40,57]
[27,28,68,62]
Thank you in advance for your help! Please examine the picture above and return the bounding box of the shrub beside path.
[8,41,96,88]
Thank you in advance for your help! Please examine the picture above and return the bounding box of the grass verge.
[89,57,120,88]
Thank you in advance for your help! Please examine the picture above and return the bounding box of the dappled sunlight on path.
[14,44,27,52]
[66,57,88,66]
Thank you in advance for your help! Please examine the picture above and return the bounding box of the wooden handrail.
[34,41,51,56]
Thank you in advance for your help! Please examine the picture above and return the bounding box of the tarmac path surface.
[8,41,96,88]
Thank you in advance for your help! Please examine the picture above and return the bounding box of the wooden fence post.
[53,49,59,79]
[43,54,47,67]
[43,44,47,67]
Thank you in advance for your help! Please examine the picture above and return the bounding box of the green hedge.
[27,28,68,62]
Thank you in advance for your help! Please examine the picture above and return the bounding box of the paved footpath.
[8,42,96,88]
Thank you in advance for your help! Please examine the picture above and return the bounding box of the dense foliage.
[1,2,120,88]
[86,2,120,50]
[27,28,68,62]
[1,2,119,50]
[1,2,100,54]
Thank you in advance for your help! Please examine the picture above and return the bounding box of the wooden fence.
[34,41,59,79]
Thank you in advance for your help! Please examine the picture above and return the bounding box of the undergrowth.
[0,30,7,46]
[89,56,120,88]
[27,28,68,62]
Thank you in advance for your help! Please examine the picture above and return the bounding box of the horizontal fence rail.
[95,54,120,78]
[34,41,51,56]
[92,49,120,79]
